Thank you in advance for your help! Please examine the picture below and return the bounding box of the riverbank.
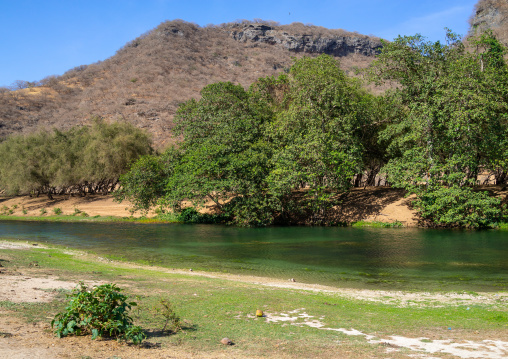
[0,187,419,226]
[0,239,507,358]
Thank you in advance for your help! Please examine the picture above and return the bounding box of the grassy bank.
[1,239,507,358]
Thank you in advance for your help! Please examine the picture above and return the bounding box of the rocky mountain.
[227,23,381,57]
[0,20,382,147]
[469,0,508,44]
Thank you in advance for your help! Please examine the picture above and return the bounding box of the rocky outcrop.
[227,24,382,57]
[469,0,508,44]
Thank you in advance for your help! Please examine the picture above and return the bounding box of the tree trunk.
[354,173,363,187]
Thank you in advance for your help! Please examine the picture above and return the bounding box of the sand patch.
[0,194,143,218]
[0,275,96,303]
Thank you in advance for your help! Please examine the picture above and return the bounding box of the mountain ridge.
[0,20,382,147]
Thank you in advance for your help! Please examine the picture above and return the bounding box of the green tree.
[263,55,369,221]
[369,30,508,227]
[0,119,152,198]
[114,148,180,213]
[166,82,275,225]
[119,55,381,226]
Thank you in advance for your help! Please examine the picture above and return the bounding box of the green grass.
[1,240,506,358]
[351,220,404,228]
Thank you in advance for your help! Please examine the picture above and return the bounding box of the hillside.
[0,20,382,147]
[469,0,508,44]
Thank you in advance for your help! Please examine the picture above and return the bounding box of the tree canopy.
[369,30,508,227]
[0,118,152,198]
[118,33,508,228]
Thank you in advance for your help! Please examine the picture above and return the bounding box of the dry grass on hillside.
[0,20,381,148]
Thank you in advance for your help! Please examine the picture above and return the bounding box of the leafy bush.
[51,282,146,344]
[176,207,230,224]
[415,186,501,228]
[53,207,62,215]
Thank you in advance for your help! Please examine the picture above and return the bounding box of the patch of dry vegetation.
[0,20,381,147]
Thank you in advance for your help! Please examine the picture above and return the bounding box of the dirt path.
[0,314,237,359]
[0,194,136,218]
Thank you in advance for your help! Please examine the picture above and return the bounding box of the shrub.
[415,185,501,228]
[51,282,145,344]
[176,207,229,224]
[40,208,47,215]
[53,207,62,215]
[153,298,182,333]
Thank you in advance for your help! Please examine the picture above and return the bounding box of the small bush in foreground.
[51,282,145,344]
[152,298,182,333]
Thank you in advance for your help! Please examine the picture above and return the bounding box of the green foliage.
[263,55,370,220]
[176,207,230,224]
[40,208,47,215]
[152,298,182,333]
[369,30,508,227]
[0,118,152,197]
[118,40,507,228]
[414,186,501,228]
[53,208,62,215]
[166,81,276,225]
[114,148,180,212]
[51,282,145,344]
[120,55,378,226]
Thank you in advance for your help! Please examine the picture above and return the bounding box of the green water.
[1,220,507,291]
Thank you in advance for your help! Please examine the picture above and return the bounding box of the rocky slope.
[469,0,508,44]
[227,23,381,56]
[0,20,382,147]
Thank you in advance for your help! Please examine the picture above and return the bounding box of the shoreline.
[0,188,420,227]
[1,239,507,359]
[1,239,507,304]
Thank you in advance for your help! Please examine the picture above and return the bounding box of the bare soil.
[0,186,418,225]
[0,194,136,218]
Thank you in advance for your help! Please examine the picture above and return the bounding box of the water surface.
[0,220,506,291]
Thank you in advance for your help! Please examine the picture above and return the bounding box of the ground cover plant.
[51,282,146,344]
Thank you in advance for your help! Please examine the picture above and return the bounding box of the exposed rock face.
[469,0,508,44]
[228,24,382,57]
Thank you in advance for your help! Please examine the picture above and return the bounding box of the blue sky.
[0,0,478,87]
